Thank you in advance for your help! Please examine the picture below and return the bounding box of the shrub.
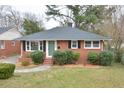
[88,52,99,65]
[21,61,30,66]
[26,53,31,58]
[72,52,80,62]
[53,50,80,65]
[121,53,124,65]
[0,63,15,79]
[53,51,65,65]
[64,50,74,64]
[114,49,124,63]
[30,51,44,64]
[99,51,113,66]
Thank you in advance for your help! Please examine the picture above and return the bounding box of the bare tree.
[0,5,22,30]
[111,6,124,51]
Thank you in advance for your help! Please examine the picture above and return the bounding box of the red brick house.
[18,26,111,64]
[0,27,22,58]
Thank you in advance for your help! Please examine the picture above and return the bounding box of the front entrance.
[46,41,57,57]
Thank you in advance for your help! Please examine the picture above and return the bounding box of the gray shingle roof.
[17,27,111,41]
[0,27,12,34]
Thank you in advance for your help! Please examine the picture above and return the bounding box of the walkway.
[15,65,51,73]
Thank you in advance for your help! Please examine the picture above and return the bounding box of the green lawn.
[0,63,124,88]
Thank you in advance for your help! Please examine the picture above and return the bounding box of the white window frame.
[84,40,100,49]
[0,40,5,49]
[25,41,43,52]
[71,40,78,49]
[11,41,16,46]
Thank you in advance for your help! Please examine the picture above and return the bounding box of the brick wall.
[0,40,21,57]
[57,40,103,64]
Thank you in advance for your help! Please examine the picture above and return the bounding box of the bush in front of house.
[53,50,80,65]
[30,51,44,64]
[73,52,80,62]
[99,51,113,66]
[114,49,123,63]
[21,61,30,66]
[53,50,66,65]
[64,50,74,64]
[0,63,15,79]
[88,52,99,65]
[121,52,124,65]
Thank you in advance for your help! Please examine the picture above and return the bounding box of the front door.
[47,41,56,57]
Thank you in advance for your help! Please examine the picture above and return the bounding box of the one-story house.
[0,27,22,58]
[18,26,111,64]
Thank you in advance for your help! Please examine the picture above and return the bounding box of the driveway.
[0,55,19,64]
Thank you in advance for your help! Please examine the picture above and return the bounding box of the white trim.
[101,40,104,51]
[71,40,78,49]
[84,40,100,49]
[25,41,43,52]
[46,40,57,58]
[46,41,48,57]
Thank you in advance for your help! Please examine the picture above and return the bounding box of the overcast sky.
[12,5,60,29]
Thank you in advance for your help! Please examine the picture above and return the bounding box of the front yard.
[0,63,124,88]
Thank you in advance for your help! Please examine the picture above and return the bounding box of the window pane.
[0,40,5,49]
[40,41,43,50]
[71,41,78,48]
[27,41,29,50]
[85,41,91,47]
[93,41,99,47]
[72,41,77,47]
[11,41,15,46]
[31,41,38,50]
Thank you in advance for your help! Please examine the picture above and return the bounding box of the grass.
[0,63,124,88]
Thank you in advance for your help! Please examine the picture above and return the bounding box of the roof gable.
[0,27,23,40]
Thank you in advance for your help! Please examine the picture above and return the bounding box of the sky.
[12,5,60,29]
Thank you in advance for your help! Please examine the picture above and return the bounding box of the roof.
[0,27,12,34]
[17,27,111,41]
[0,27,23,40]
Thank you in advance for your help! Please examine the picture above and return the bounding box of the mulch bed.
[54,64,100,68]
[16,62,40,69]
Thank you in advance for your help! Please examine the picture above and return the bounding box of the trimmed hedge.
[0,63,15,79]
[88,52,99,65]
[53,51,66,65]
[99,51,113,66]
[53,50,80,65]
[73,52,80,62]
[30,51,44,64]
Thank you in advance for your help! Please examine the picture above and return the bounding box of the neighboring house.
[0,27,22,58]
[18,26,111,64]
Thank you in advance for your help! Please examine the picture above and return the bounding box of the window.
[93,41,99,47]
[71,40,78,49]
[0,40,5,49]
[85,41,91,48]
[31,41,38,50]
[25,41,43,51]
[84,41,100,49]
[11,41,15,46]
[26,41,30,50]
[40,41,43,50]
